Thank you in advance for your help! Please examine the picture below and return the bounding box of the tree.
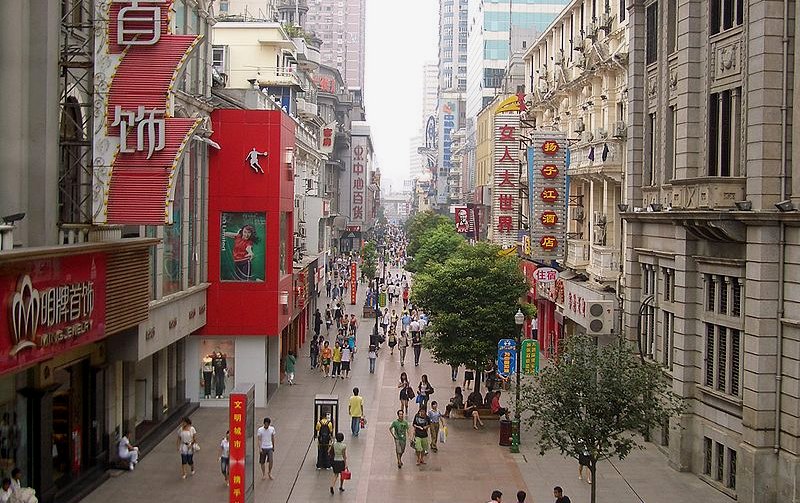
[412,242,530,375]
[404,211,453,257]
[360,241,377,280]
[405,223,464,273]
[521,334,684,503]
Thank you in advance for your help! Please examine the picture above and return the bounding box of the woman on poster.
[223,225,260,281]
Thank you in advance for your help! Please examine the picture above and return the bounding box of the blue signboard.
[497,338,517,377]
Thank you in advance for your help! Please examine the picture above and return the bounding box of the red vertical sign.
[229,392,247,503]
[350,262,357,305]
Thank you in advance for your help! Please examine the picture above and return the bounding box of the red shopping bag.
[341,468,352,480]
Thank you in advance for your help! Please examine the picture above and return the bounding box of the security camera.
[2,213,25,225]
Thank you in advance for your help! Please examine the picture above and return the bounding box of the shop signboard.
[521,339,539,375]
[93,0,202,224]
[351,137,368,224]
[528,132,568,261]
[229,384,255,503]
[497,338,517,378]
[220,212,267,282]
[0,253,107,374]
[491,109,520,248]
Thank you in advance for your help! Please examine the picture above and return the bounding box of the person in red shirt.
[402,287,409,309]
[490,391,510,420]
[224,225,259,280]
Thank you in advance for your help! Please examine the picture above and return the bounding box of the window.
[703,437,713,475]
[218,0,228,12]
[645,2,658,64]
[279,213,288,276]
[663,311,674,369]
[667,0,677,53]
[731,278,742,316]
[212,46,227,72]
[705,323,741,396]
[707,274,717,311]
[620,0,626,22]
[716,442,725,482]
[665,106,676,181]
[708,88,742,176]
[710,0,744,35]
[642,264,657,359]
[662,267,674,302]
[645,113,656,185]
[706,274,743,316]
[728,448,737,489]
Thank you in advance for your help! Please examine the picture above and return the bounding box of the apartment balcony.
[296,97,319,120]
[586,244,620,283]
[257,67,302,89]
[58,223,123,245]
[565,239,590,269]
[567,136,623,183]
[293,37,321,71]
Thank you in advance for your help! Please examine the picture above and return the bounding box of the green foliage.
[406,223,465,273]
[413,242,530,369]
[521,334,684,503]
[404,211,453,257]
[361,241,377,280]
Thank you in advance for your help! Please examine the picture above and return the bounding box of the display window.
[0,376,23,481]
[199,339,235,400]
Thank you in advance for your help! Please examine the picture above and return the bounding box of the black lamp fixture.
[617,203,629,212]
[1,213,25,225]
[734,200,753,211]
[776,200,795,212]
[648,203,662,212]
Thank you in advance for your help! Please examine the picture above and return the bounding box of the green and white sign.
[521,339,539,375]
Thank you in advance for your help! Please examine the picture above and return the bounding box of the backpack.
[318,421,332,444]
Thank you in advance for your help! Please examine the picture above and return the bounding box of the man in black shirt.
[412,408,430,466]
[553,486,571,503]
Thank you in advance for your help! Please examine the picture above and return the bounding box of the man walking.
[427,401,445,453]
[487,490,503,503]
[411,318,422,366]
[389,409,409,469]
[412,407,430,466]
[257,417,276,480]
[284,351,296,385]
[553,486,571,503]
[348,387,364,437]
[315,413,334,470]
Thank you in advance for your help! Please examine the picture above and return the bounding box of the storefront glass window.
[163,164,184,296]
[0,375,24,481]
[188,144,197,288]
[174,0,186,34]
[279,213,287,276]
[146,226,158,300]
[199,339,235,400]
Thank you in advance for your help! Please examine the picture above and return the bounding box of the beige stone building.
[623,0,800,501]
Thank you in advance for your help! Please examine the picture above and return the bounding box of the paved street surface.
[82,270,733,503]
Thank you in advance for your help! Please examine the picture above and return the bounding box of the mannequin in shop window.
[202,356,214,399]
[211,351,228,399]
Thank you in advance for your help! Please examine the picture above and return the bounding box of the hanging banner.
[497,338,517,378]
[229,385,255,503]
[492,112,520,248]
[521,339,539,375]
[350,262,357,305]
[528,132,568,261]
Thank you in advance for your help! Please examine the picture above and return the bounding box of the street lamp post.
[511,308,525,453]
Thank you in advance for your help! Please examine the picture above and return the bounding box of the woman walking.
[332,342,342,378]
[398,372,414,417]
[321,341,332,377]
[176,417,197,479]
[329,433,348,494]
[417,374,434,409]
[219,430,230,485]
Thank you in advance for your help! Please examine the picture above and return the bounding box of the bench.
[446,407,501,421]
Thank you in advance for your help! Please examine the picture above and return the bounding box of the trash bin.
[499,419,512,446]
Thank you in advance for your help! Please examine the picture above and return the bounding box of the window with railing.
[708,88,742,177]
[704,323,741,396]
[710,0,744,35]
[705,274,742,317]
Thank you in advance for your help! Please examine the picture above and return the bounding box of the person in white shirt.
[9,469,36,503]
[340,346,352,379]
[118,431,139,471]
[219,431,230,485]
[176,417,197,479]
[257,417,276,480]
[0,479,11,503]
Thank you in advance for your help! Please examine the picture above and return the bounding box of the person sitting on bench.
[444,387,464,418]
[465,390,485,429]
[490,390,511,421]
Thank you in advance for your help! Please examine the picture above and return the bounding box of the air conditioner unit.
[573,35,584,51]
[599,13,614,32]
[596,128,608,139]
[574,118,585,133]
[293,235,302,250]
[553,51,564,66]
[582,130,594,143]
[574,52,586,68]
[572,206,585,221]
[587,22,598,39]
[613,120,627,138]
[586,300,614,335]
[538,80,549,94]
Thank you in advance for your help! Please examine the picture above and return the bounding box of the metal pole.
[511,324,522,453]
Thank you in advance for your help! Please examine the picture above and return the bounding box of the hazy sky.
[363,0,438,194]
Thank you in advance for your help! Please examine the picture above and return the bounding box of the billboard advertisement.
[528,132,568,261]
[491,112,520,247]
[220,212,266,282]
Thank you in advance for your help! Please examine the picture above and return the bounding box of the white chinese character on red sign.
[117,0,164,46]
[112,105,165,159]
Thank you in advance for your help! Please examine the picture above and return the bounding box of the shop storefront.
[0,240,152,503]
[536,278,565,358]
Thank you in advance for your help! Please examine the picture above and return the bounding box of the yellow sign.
[495,95,522,114]
[498,246,518,257]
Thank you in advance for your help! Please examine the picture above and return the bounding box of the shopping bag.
[438,427,447,444]
[360,416,367,429]
[341,468,352,480]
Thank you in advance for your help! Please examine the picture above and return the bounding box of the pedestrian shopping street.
[81,273,731,503]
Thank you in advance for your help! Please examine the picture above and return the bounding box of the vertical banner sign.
[497,338,517,378]
[93,0,202,224]
[529,132,568,261]
[351,137,367,225]
[350,262,357,305]
[492,102,521,247]
[437,103,456,205]
[521,339,540,375]
[229,385,255,503]
[454,206,471,234]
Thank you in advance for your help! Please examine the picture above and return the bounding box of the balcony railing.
[296,97,319,119]
[587,244,620,282]
[58,224,123,244]
[566,239,590,269]
[0,225,15,250]
[256,67,302,88]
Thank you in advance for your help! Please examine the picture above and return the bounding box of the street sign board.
[521,339,539,375]
[497,338,517,377]
[533,267,559,284]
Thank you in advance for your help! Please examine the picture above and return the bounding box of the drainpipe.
[773,0,791,455]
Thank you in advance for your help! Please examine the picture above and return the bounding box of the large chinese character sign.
[528,132,568,261]
[93,0,203,224]
[350,137,368,225]
[492,103,521,247]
